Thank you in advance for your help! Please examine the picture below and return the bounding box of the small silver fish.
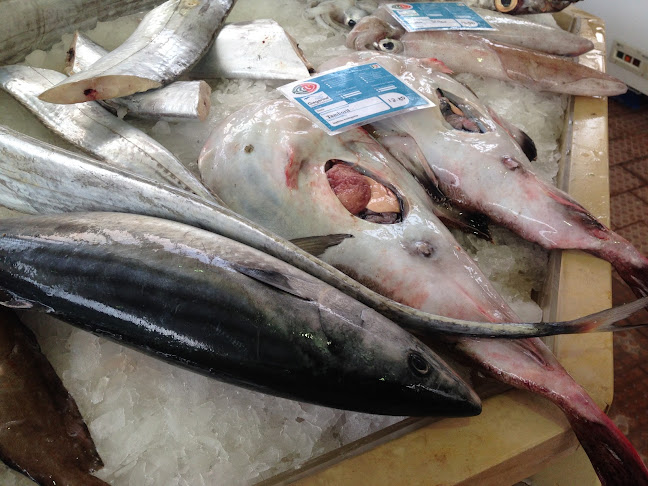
[39,0,235,104]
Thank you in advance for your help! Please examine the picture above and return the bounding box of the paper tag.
[386,2,494,32]
[278,63,434,134]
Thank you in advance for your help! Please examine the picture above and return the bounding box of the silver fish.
[3,125,646,338]
[321,52,648,299]
[0,65,215,200]
[346,14,627,97]
[196,96,648,486]
[0,211,481,417]
[38,0,235,104]
[66,33,212,122]
[0,0,165,64]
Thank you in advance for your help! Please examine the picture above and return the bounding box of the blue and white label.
[278,63,433,134]
[386,2,494,32]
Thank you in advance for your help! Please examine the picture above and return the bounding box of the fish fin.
[231,264,318,301]
[615,257,648,299]
[290,234,353,256]
[435,207,492,242]
[0,289,36,309]
[552,296,648,333]
[486,106,537,161]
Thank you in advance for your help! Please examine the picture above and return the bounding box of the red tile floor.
[606,92,648,465]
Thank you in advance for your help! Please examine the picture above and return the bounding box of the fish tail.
[614,254,648,299]
[562,405,648,486]
[553,296,648,334]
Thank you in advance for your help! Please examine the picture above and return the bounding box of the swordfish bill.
[0,125,646,338]
[39,0,236,104]
[0,211,481,417]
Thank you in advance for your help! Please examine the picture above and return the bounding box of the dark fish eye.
[348,19,356,27]
[381,40,395,51]
[408,352,431,376]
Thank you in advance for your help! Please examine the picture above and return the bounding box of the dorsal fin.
[290,234,353,256]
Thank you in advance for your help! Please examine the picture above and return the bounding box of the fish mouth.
[325,159,406,224]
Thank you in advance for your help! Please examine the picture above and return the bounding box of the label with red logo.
[278,63,433,135]
[386,2,493,32]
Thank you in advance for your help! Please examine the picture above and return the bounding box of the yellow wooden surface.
[286,9,614,486]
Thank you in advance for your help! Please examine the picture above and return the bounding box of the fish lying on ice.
[0,65,215,201]
[305,0,583,33]
[39,0,236,104]
[346,10,626,97]
[0,308,108,486]
[3,124,646,338]
[321,52,648,299]
[0,211,481,417]
[197,98,648,485]
[0,0,165,64]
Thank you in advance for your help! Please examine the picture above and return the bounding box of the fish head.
[492,0,579,14]
[199,98,519,324]
[312,293,481,416]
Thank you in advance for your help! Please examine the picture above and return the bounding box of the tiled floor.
[605,92,648,464]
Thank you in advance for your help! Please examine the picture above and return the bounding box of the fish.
[0,211,482,417]
[346,12,627,97]
[1,124,646,338]
[68,20,312,86]
[320,52,648,299]
[0,0,165,64]
[196,96,648,486]
[38,0,236,104]
[304,0,583,34]
[0,308,108,486]
[66,33,212,122]
[0,64,216,200]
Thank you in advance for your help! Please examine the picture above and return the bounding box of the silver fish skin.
[0,211,481,417]
[0,65,215,200]
[0,0,165,64]
[321,52,648,300]
[190,19,313,80]
[197,92,648,486]
[347,15,626,97]
[67,33,211,122]
[39,0,235,104]
[2,125,646,338]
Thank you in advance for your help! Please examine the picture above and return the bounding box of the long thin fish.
[0,65,215,200]
[0,211,481,417]
[0,0,165,64]
[1,125,646,338]
[66,32,212,121]
[38,0,235,104]
[347,14,626,97]
[0,309,108,486]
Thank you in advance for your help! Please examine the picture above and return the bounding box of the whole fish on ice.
[197,98,648,485]
[0,309,108,486]
[321,52,648,299]
[346,7,626,96]
[0,211,480,417]
[39,0,236,104]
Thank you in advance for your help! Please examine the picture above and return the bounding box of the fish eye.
[408,352,431,377]
[376,39,403,53]
[495,0,519,12]
[347,19,356,27]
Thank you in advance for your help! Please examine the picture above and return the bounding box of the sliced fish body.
[2,125,646,338]
[324,53,648,298]
[190,19,313,80]
[0,211,481,417]
[0,65,215,200]
[198,98,522,324]
[67,33,211,122]
[0,309,108,486]
[347,13,626,97]
[0,0,165,64]
[38,0,235,104]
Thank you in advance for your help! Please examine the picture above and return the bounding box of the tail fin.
[615,255,648,299]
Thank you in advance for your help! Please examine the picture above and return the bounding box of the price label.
[278,62,434,134]
[386,2,494,32]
